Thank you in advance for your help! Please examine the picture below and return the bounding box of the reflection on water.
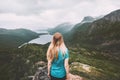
[29,34,53,45]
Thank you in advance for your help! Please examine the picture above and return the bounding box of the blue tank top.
[50,48,69,78]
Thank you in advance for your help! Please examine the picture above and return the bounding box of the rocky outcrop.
[29,61,84,80]
[34,66,50,80]
[33,66,84,80]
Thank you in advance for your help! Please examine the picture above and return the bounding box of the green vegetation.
[0,28,39,49]
[0,44,49,80]
[65,10,120,56]
[69,47,120,80]
[0,43,120,80]
[0,9,120,80]
[63,9,120,80]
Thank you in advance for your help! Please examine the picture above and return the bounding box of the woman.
[46,32,70,80]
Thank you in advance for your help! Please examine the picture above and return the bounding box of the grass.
[0,43,120,80]
[69,47,120,80]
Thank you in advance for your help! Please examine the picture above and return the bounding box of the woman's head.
[47,32,67,61]
[52,32,63,46]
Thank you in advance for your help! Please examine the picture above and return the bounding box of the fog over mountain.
[0,0,120,30]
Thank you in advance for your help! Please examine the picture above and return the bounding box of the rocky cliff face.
[104,9,120,22]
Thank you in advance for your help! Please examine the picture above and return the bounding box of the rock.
[69,73,84,80]
[35,61,47,67]
[71,62,92,72]
[33,66,50,80]
[33,61,84,80]
[28,76,34,80]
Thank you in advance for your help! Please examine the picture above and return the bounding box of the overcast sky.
[0,0,120,30]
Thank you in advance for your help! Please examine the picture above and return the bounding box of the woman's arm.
[64,58,70,80]
[47,60,51,77]
[46,44,52,77]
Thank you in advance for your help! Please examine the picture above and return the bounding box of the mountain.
[0,28,39,49]
[48,22,74,35]
[81,16,95,23]
[1,9,120,80]
[63,16,96,42]
[81,15,103,24]
[66,9,120,54]
[65,16,103,36]
[63,10,120,80]
[104,9,120,22]
[88,9,120,43]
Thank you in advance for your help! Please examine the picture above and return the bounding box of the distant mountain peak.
[81,15,104,24]
[48,22,74,34]
[81,16,95,23]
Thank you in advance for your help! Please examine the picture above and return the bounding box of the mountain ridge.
[48,22,74,35]
[64,9,120,55]
[0,28,39,49]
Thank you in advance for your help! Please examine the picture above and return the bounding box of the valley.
[0,9,120,80]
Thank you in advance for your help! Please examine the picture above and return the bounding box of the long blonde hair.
[47,32,67,61]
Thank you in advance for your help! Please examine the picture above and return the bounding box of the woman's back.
[46,32,69,80]
[50,49,69,78]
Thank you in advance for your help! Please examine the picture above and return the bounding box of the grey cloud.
[0,0,120,30]
[0,0,92,15]
[0,0,43,15]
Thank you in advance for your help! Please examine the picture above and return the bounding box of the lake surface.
[18,31,53,48]
[29,34,53,45]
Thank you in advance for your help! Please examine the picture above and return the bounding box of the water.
[18,30,53,48]
[29,34,53,45]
